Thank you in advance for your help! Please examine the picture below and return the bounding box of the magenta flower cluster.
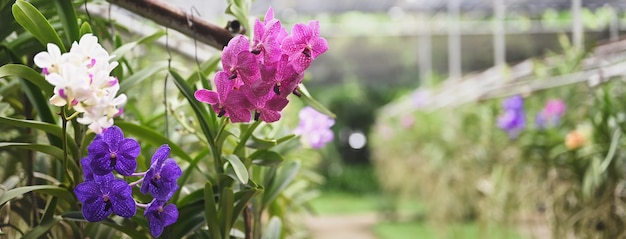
[74,126,181,237]
[497,95,526,139]
[195,8,328,123]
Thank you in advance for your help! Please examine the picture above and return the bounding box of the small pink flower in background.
[34,34,126,133]
[401,115,414,128]
[294,107,335,149]
[536,99,566,129]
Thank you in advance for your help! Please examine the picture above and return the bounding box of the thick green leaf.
[79,21,92,35]
[204,181,221,239]
[115,121,193,163]
[119,61,168,92]
[262,161,301,208]
[22,215,62,239]
[54,0,79,42]
[218,187,234,238]
[169,69,215,142]
[0,64,52,96]
[39,196,57,224]
[61,211,88,222]
[0,116,79,159]
[298,84,336,118]
[12,0,66,51]
[250,150,285,167]
[0,185,68,208]
[0,143,80,178]
[246,135,277,149]
[102,221,150,239]
[224,154,249,184]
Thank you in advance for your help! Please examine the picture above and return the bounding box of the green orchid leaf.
[170,69,216,143]
[204,181,222,239]
[262,161,301,208]
[0,64,52,96]
[218,187,234,238]
[79,22,92,35]
[250,150,284,167]
[0,143,79,177]
[224,154,249,184]
[231,188,259,226]
[246,135,277,149]
[0,116,79,159]
[0,185,69,208]
[22,215,62,239]
[12,0,66,51]
[54,0,79,42]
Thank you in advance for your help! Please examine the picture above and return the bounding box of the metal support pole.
[572,0,583,49]
[448,0,462,80]
[493,0,506,68]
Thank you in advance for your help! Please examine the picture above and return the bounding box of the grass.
[309,191,384,215]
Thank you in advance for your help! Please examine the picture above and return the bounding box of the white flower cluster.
[34,34,126,134]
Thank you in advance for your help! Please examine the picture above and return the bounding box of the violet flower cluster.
[195,7,328,123]
[535,99,566,129]
[294,107,335,149]
[34,34,126,133]
[74,126,181,238]
[497,95,526,139]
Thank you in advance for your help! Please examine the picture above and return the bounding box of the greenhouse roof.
[252,0,626,15]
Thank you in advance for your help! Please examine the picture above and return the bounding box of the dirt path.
[306,213,379,239]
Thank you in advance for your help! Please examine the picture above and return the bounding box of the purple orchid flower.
[140,145,182,200]
[497,95,526,139]
[294,107,335,149]
[88,126,140,176]
[222,35,260,86]
[80,157,114,182]
[144,199,178,238]
[251,55,303,97]
[195,71,252,123]
[251,7,288,64]
[74,178,136,222]
[281,20,328,73]
[241,84,289,123]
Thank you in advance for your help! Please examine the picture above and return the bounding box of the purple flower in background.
[144,199,178,238]
[140,145,182,200]
[497,95,525,138]
[88,126,140,176]
[536,99,566,129]
[294,107,335,149]
[74,178,136,222]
